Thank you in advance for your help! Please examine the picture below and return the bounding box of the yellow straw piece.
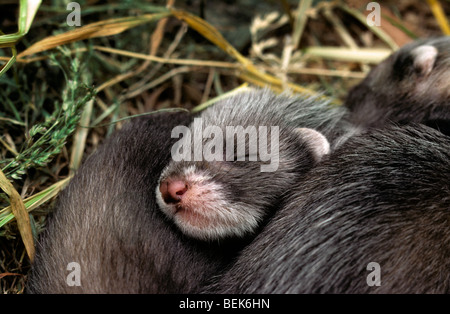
[426,0,450,35]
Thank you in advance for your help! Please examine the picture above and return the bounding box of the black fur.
[204,124,450,293]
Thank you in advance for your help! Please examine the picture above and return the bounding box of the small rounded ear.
[295,128,330,163]
[410,45,438,77]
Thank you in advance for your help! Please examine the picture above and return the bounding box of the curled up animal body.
[26,88,350,293]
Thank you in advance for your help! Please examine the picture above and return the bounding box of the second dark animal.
[345,36,450,135]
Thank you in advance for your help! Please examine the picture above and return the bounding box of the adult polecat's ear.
[411,45,438,77]
[295,127,330,163]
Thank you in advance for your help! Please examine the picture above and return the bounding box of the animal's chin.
[174,204,217,229]
[172,203,260,241]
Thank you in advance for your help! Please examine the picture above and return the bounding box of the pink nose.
[159,180,188,204]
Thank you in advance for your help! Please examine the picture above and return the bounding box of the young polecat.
[345,36,450,135]
[204,124,450,293]
[156,89,352,241]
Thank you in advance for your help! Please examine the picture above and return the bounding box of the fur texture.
[204,124,450,293]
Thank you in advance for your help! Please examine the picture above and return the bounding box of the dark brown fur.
[26,112,252,293]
